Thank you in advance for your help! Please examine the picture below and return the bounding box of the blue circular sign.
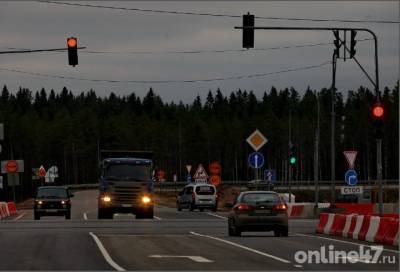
[248,152,264,169]
[345,170,358,186]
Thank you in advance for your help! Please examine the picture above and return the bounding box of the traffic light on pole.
[67,37,78,66]
[333,30,341,58]
[372,103,384,139]
[242,13,254,49]
[289,144,297,165]
[350,30,357,58]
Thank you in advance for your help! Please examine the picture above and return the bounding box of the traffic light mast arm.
[0,47,86,54]
[235,25,380,98]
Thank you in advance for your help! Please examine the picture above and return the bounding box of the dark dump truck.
[98,150,154,219]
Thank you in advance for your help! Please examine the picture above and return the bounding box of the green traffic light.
[290,157,296,165]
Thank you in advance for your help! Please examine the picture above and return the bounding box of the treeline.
[0,83,398,199]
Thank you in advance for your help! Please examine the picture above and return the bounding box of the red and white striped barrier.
[7,202,17,216]
[0,202,10,220]
[316,213,399,247]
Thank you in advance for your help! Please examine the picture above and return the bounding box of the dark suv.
[34,186,73,220]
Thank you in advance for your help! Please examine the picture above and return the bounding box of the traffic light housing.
[67,37,78,66]
[350,30,357,58]
[372,103,384,139]
[289,144,297,165]
[242,13,254,49]
[333,30,341,58]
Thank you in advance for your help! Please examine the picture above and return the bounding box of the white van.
[177,183,218,212]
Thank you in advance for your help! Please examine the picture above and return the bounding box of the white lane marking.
[13,212,26,221]
[154,216,162,221]
[149,255,213,263]
[190,231,291,264]
[83,212,88,220]
[293,233,400,254]
[89,232,126,271]
[206,212,228,220]
[293,264,303,268]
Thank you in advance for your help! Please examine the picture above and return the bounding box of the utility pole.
[330,52,337,203]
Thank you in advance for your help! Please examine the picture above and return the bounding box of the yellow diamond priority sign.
[246,129,268,151]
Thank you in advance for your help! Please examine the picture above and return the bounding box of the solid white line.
[83,212,88,220]
[89,232,126,271]
[190,231,291,264]
[154,216,162,220]
[13,213,26,221]
[293,233,400,254]
[293,264,303,268]
[206,212,228,220]
[149,254,213,263]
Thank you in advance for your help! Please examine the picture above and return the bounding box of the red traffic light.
[67,37,77,48]
[372,104,384,118]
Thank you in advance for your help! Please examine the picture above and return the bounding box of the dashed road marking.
[154,216,162,220]
[89,232,126,271]
[190,231,291,264]
[206,212,228,220]
[149,254,213,263]
[83,212,88,220]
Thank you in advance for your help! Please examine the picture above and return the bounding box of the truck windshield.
[37,188,68,199]
[105,164,151,181]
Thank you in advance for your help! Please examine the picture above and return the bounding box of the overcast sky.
[0,1,398,102]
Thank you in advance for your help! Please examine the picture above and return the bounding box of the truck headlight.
[102,196,111,202]
[142,196,151,204]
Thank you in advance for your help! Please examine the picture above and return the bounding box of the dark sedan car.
[34,186,73,220]
[227,191,288,237]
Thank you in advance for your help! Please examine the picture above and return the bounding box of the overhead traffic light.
[350,30,357,58]
[333,30,341,58]
[242,13,254,49]
[67,37,78,66]
[289,144,297,165]
[372,102,384,139]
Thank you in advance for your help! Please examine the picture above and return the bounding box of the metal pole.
[330,52,337,203]
[314,91,320,207]
[377,139,383,215]
[288,110,292,202]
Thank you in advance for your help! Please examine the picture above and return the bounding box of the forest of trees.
[0,83,398,200]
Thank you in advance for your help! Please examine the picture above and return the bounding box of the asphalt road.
[0,190,398,271]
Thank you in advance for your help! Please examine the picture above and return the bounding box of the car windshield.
[105,164,151,181]
[37,188,68,199]
[241,193,280,205]
[195,186,215,195]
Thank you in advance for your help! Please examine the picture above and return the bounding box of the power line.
[0,61,331,84]
[37,1,400,24]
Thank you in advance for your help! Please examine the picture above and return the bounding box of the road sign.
[186,165,192,173]
[343,151,357,169]
[173,174,177,182]
[1,160,24,173]
[209,175,221,186]
[45,166,58,183]
[264,169,276,182]
[38,165,46,178]
[209,161,221,175]
[345,169,358,186]
[193,164,209,181]
[0,176,3,189]
[246,129,268,151]
[248,152,264,169]
[341,186,363,195]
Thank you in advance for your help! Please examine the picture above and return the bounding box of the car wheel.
[211,205,217,212]
[189,203,195,211]
[199,208,204,212]
[228,218,241,236]
[281,227,289,237]
[177,202,182,211]
[65,212,71,220]
[34,212,40,220]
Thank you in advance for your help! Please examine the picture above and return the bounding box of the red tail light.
[273,203,287,212]
[235,203,255,211]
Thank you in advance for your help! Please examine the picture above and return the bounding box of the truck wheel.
[34,212,40,220]
[136,208,154,219]
[98,209,112,219]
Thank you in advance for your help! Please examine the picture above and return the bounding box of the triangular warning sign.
[343,151,357,169]
[193,164,209,180]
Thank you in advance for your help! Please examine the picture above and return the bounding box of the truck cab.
[98,150,154,219]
